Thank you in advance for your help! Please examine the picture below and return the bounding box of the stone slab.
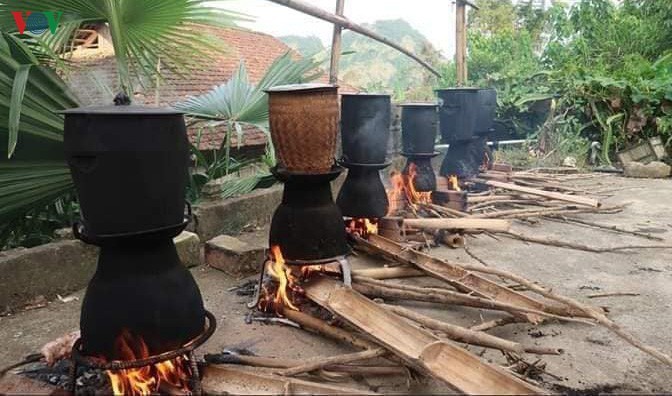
[204,235,266,277]
[0,241,98,313]
[174,231,201,268]
[624,161,671,178]
[193,186,283,242]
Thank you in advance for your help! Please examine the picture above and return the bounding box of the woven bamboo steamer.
[267,84,339,173]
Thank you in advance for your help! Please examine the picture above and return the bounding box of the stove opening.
[105,330,192,396]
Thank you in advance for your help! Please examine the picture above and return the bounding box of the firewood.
[587,292,640,299]
[383,304,562,355]
[351,267,424,280]
[457,255,672,367]
[469,199,544,211]
[469,317,520,332]
[502,229,672,253]
[481,179,601,208]
[468,194,516,204]
[418,203,468,218]
[278,348,387,376]
[202,365,377,395]
[358,234,583,322]
[403,218,511,232]
[352,278,592,325]
[281,308,376,351]
[473,205,577,219]
[304,277,547,394]
[545,216,665,241]
[206,353,407,376]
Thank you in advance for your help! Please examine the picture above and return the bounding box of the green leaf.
[513,93,555,108]
[7,64,31,158]
[0,0,246,95]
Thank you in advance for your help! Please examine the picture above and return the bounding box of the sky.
[216,0,458,57]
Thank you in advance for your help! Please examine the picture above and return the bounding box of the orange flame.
[345,218,379,238]
[448,175,461,191]
[386,164,432,215]
[258,247,341,314]
[264,245,300,312]
[106,330,191,396]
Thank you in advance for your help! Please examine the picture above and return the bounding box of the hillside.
[339,19,441,98]
[279,35,325,56]
[279,20,442,99]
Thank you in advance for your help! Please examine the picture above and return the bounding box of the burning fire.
[258,246,338,314]
[262,245,301,312]
[386,164,432,215]
[106,330,191,396]
[345,218,379,238]
[448,175,461,191]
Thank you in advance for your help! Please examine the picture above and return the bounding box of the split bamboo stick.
[482,179,601,207]
[403,218,511,232]
[304,277,547,394]
[384,304,562,355]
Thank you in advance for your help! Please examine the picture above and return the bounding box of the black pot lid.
[341,92,390,98]
[400,102,438,107]
[265,83,338,94]
[59,93,183,115]
[59,104,183,115]
[435,87,482,93]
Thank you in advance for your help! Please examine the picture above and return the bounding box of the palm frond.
[0,161,74,223]
[0,0,248,93]
[175,51,323,129]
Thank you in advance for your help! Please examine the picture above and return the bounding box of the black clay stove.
[400,103,439,192]
[337,93,392,219]
[63,95,214,394]
[436,88,497,179]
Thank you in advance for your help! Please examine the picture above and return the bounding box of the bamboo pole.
[329,0,345,84]
[266,0,441,77]
[404,218,511,232]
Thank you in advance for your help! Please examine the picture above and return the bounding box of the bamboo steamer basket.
[267,84,339,173]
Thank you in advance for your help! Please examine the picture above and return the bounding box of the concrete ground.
[1,174,671,393]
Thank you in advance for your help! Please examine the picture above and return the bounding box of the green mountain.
[339,19,441,98]
[280,35,325,56]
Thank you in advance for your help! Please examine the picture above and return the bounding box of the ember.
[105,330,191,396]
[345,218,379,238]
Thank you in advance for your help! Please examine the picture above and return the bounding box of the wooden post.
[329,0,345,84]
[455,0,467,85]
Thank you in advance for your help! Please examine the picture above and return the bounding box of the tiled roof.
[66,26,308,150]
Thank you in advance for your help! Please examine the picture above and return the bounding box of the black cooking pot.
[436,88,480,142]
[400,103,438,155]
[63,104,189,237]
[475,88,497,137]
[340,94,391,164]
